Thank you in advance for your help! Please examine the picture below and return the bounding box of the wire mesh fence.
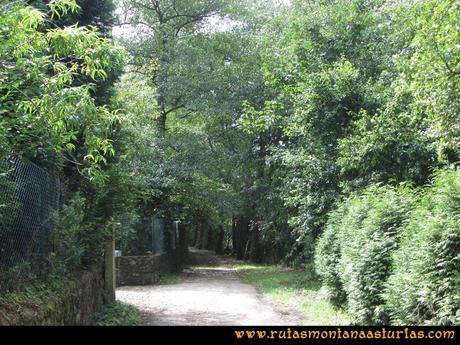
[0,155,185,293]
[118,216,182,256]
[152,216,166,254]
[0,155,59,293]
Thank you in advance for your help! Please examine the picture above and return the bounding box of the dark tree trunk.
[156,32,169,137]
[234,216,249,260]
[232,217,237,256]
[156,110,167,136]
[206,226,215,251]
[215,225,224,254]
[199,223,207,249]
[249,222,262,263]
[193,225,199,247]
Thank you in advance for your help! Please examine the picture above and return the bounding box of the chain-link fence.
[0,156,59,293]
[0,155,187,294]
[152,217,166,254]
[119,216,183,256]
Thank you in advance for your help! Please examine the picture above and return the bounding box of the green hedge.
[316,185,413,324]
[386,169,460,325]
[314,192,369,308]
[315,168,460,325]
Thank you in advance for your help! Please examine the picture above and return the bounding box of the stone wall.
[116,252,182,287]
[0,268,104,325]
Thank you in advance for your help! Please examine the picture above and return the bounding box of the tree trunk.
[249,222,262,263]
[232,217,237,256]
[206,226,215,251]
[234,216,249,260]
[215,225,224,254]
[156,109,167,136]
[104,227,115,303]
[199,223,207,249]
[193,225,199,247]
[156,32,169,137]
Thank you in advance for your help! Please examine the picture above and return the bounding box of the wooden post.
[104,227,115,303]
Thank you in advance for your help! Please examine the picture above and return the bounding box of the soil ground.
[116,248,303,325]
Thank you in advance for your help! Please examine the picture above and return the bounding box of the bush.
[91,302,140,326]
[51,193,94,271]
[315,196,364,307]
[51,190,115,271]
[315,184,414,324]
[386,169,460,325]
[341,185,413,325]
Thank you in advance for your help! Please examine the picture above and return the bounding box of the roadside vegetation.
[237,263,350,325]
[91,302,140,326]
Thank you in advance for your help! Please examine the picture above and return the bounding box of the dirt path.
[116,248,302,325]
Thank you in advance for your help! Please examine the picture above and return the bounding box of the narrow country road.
[116,248,302,325]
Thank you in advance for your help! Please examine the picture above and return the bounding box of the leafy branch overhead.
[0,0,124,179]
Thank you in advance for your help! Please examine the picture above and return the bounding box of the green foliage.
[0,275,70,311]
[0,0,124,178]
[394,0,460,162]
[90,302,140,326]
[314,203,349,307]
[316,169,460,325]
[0,0,127,292]
[338,106,437,190]
[49,0,116,34]
[341,186,413,325]
[386,169,460,325]
[51,194,87,270]
[109,9,264,250]
[50,192,116,270]
[49,0,80,19]
[0,166,15,233]
[235,0,459,270]
[288,59,362,143]
[269,59,363,263]
[338,0,460,191]
[237,262,350,325]
[158,272,184,285]
[0,261,38,293]
[316,184,414,324]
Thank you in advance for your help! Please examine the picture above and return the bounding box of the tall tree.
[118,0,231,135]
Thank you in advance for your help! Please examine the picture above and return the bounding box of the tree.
[0,0,122,176]
[117,0,232,135]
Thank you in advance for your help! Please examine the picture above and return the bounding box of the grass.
[236,262,350,325]
[91,301,140,326]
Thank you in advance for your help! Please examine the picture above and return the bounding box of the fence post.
[104,226,115,303]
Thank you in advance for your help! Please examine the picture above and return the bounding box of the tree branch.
[165,104,186,115]
[1,80,39,111]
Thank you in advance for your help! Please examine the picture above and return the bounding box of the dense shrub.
[315,184,414,324]
[386,169,460,325]
[316,169,460,325]
[51,193,109,272]
[91,302,140,326]
[315,194,369,307]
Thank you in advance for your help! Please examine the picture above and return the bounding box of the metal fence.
[0,155,184,293]
[120,216,181,256]
[152,217,166,254]
[0,156,59,293]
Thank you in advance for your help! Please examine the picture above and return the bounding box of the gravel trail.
[116,248,302,325]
